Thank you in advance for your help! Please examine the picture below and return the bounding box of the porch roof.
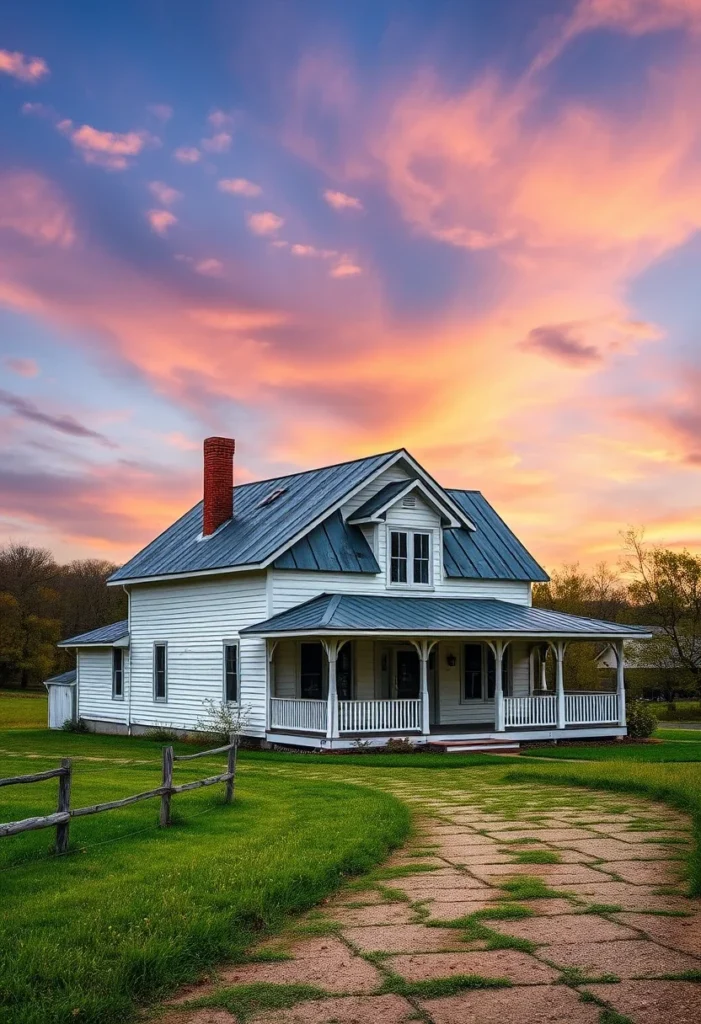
[241,593,652,640]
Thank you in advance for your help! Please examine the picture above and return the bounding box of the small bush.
[143,725,179,742]
[61,716,88,733]
[196,699,253,744]
[626,698,657,739]
[383,737,417,754]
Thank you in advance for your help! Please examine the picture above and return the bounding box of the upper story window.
[112,648,124,700]
[389,530,431,586]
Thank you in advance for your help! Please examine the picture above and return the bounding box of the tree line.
[1,530,700,698]
[0,543,126,688]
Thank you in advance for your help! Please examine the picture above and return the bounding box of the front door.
[395,650,420,698]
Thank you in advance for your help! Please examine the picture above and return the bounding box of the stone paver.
[389,949,559,983]
[162,774,700,1024]
[421,985,601,1023]
[586,980,701,1024]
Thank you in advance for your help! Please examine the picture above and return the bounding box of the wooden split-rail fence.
[0,739,238,854]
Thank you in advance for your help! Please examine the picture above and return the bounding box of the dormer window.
[390,530,431,586]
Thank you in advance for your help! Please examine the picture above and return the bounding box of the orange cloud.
[173,146,201,164]
[247,211,284,235]
[323,189,363,211]
[146,209,178,236]
[0,49,49,83]
[58,121,155,170]
[218,177,262,197]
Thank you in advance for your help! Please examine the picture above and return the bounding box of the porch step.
[428,739,521,755]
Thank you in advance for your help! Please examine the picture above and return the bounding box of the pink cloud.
[148,104,173,122]
[173,146,201,164]
[247,211,284,235]
[201,132,232,153]
[0,49,49,83]
[146,209,178,236]
[4,357,39,378]
[329,258,362,278]
[323,189,363,211]
[290,243,338,259]
[58,120,155,170]
[0,171,75,247]
[194,258,223,276]
[148,181,182,206]
[218,177,262,197]
[208,109,235,129]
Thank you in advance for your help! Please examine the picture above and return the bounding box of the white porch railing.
[338,699,422,734]
[269,698,327,733]
[565,692,619,725]
[504,695,557,728]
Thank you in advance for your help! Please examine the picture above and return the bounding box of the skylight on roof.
[259,487,287,508]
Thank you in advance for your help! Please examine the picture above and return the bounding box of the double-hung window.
[112,648,124,700]
[390,531,431,586]
[153,643,167,701]
[223,642,238,703]
[462,643,510,701]
[300,642,324,699]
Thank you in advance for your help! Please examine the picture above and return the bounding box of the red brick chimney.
[202,436,235,536]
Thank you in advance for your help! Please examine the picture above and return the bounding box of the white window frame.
[388,529,433,588]
[223,640,239,704]
[112,647,124,701]
[459,643,512,704]
[153,642,168,703]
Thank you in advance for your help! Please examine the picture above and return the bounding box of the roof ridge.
[233,448,404,491]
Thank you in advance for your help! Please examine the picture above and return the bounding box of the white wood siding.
[437,640,530,725]
[128,573,268,736]
[77,649,129,725]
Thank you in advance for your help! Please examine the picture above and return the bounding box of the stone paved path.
[160,776,700,1024]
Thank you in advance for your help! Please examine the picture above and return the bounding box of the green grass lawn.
[0,690,48,728]
[0,728,409,1024]
[519,739,701,762]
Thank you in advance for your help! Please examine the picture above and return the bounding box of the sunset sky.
[1,0,701,571]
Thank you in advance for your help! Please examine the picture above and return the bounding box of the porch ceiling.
[241,593,651,640]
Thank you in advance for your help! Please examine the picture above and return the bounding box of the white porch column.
[555,641,566,730]
[265,639,278,733]
[411,639,436,736]
[540,649,548,692]
[615,639,627,728]
[323,640,340,740]
[494,639,505,731]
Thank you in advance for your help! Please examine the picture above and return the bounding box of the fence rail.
[0,739,239,854]
[504,695,557,728]
[270,698,328,733]
[565,692,619,725]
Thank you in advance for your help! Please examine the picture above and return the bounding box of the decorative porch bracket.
[410,639,438,736]
[614,638,626,727]
[487,639,510,731]
[322,639,342,740]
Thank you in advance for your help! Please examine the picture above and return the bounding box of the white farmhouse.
[57,438,649,749]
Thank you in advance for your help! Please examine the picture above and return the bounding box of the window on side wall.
[112,647,124,700]
[390,530,431,586]
[300,642,324,699]
[223,642,238,703]
[463,643,482,699]
[337,643,353,700]
[153,643,167,702]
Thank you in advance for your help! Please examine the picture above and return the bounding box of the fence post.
[160,746,173,827]
[225,734,237,804]
[55,757,72,854]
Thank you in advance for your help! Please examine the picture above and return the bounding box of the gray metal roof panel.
[110,450,399,582]
[242,594,648,637]
[443,491,549,582]
[45,668,77,685]
[59,620,129,646]
[350,480,412,520]
[273,511,380,573]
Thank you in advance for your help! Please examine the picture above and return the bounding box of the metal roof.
[242,593,650,639]
[349,480,412,521]
[273,511,380,573]
[109,450,399,583]
[444,491,549,582]
[59,620,129,647]
[44,668,77,685]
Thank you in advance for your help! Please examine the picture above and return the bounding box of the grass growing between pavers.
[380,974,512,998]
[0,749,409,1024]
[176,982,327,1021]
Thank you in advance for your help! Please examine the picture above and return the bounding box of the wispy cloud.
[0,171,75,247]
[0,49,49,83]
[173,146,201,164]
[218,177,262,197]
[290,243,338,258]
[523,323,601,367]
[146,209,178,236]
[247,211,284,235]
[208,109,236,130]
[0,389,115,446]
[329,257,362,277]
[147,103,173,122]
[57,120,155,170]
[201,132,232,153]
[4,357,39,378]
[148,181,182,206]
[193,258,223,276]
[323,189,363,211]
